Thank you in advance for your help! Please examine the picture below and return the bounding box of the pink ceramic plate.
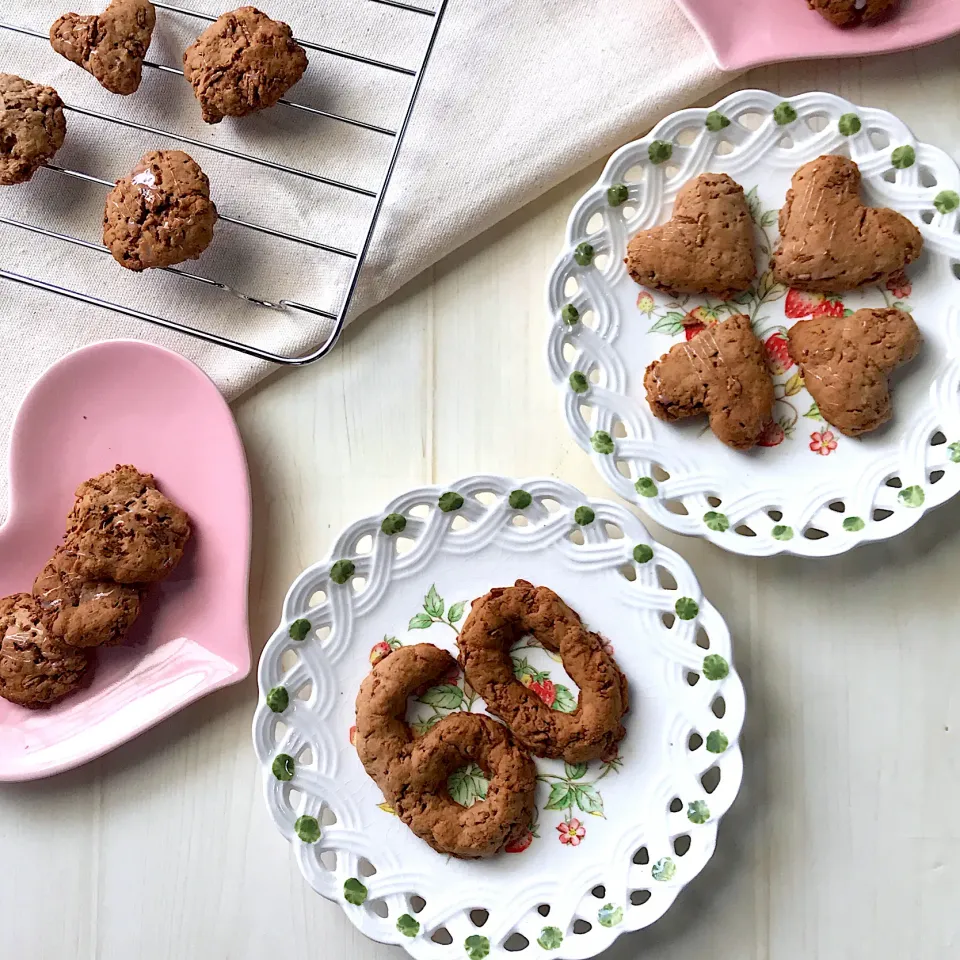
[0,341,251,781]
[676,0,960,70]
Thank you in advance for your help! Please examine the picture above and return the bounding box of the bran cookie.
[50,0,157,95]
[103,150,218,270]
[355,643,537,859]
[772,155,922,292]
[183,7,308,124]
[0,73,67,186]
[64,464,191,583]
[625,173,757,300]
[788,307,920,437]
[33,546,143,648]
[644,312,774,450]
[457,581,629,764]
[808,0,898,27]
[0,593,94,708]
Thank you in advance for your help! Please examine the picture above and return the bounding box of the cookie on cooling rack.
[0,593,95,708]
[50,0,157,96]
[0,73,67,186]
[807,0,898,27]
[103,150,218,270]
[183,6,308,124]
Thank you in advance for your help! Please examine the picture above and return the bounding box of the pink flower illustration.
[557,819,586,846]
[809,430,838,456]
[886,272,912,299]
[636,290,655,314]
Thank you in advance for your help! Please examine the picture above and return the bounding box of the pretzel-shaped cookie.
[355,643,536,859]
[458,581,629,764]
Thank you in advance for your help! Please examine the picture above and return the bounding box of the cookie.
[64,464,191,583]
[355,643,536,859]
[644,312,774,450]
[0,73,67,186]
[50,0,157,95]
[183,6,308,124]
[625,173,757,300]
[788,307,920,437]
[772,155,922,293]
[458,581,629,764]
[808,0,898,27]
[33,546,143,648]
[0,593,94,708]
[103,150,218,270]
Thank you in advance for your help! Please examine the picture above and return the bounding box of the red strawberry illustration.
[529,679,556,707]
[757,420,785,447]
[886,271,912,299]
[812,298,843,318]
[784,289,824,319]
[764,331,793,375]
[349,725,357,746]
[505,831,534,854]
[369,641,393,665]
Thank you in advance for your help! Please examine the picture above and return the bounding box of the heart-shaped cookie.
[625,172,757,299]
[0,341,250,781]
[50,0,156,96]
[788,307,921,436]
[772,154,923,292]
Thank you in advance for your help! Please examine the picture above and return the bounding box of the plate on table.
[675,0,960,70]
[253,475,744,960]
[0,341,251,781]
[546,89,960,558]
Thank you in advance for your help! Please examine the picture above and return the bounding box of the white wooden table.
[3,48,960,960]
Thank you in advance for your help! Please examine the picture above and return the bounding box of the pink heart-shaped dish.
[0,340,251,781]
[675,0,960,71]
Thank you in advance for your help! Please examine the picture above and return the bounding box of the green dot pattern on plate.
[949,441,960,463]
[837,113,861,136]
[330,559,355,584]
[648,140,672,164]
[772,524,794,541]
[396,914,420,938]
[574,242,595,266]
[607,183,629,206]
[702,654,729,681]
[633,543,654,563]
[687,799,710,824]
[591,430,614,454]
[635,477,657,498]
[597,903,623,928]
[773,102,797,125]
[842,516,865,532]
[508,489,533,509]
[574,506,595,525]
[294,815,321,843]
[465,934,490,960]
[569,371,589,394]
[561,303,580,325]
[343,877,367,905]
[934,190,960,214]
[266,686,289,713]
[705,110,730,132]
[652,856,677,881]
[898,485,925,507]
[706,730,729,754]
[288,618,311,642]
[891,145,916,169]
[438,491,464,512]
[675,597,699,621]
[380,513,407,536]
[703,510,729,532]
[272,754,295,781]
[538,926,564,950]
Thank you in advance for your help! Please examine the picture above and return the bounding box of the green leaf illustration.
[760,209,779,228]
[838,113,861,136]
[702,654,729,681]
[396,914,420,938]
[648,140,673,164]
[509,489,533,509]
[424,584,444,618]
[272,754,295,781]
[934,190,960,214]
[703,511,729,532]
[412,715,442,736]
[289,618,311,642]
[418,683,464,710]
[803,400,823,421]
[633,543,654,563]
[607,183,629,206]
[705,110,730,132]
[949,441,960,463]
[448,601,466,623]
[574,242,595,266]
[772,524,794,541]
[574,506,595,525]
[687,799,710,824]
[448,762,489,807]
[648,310,686,335]
[330,560,355,585]
[564,761,588,781]
[545,782,575,811]
[408,612,433,630]
[745,185,762,223]
[706,730,729,754]
[575,784,604,817]
[552,684,578,714]
[891,145,916,169]
[898,485,925,508]
[294,815,321,843]
[438,491,464,512]
[538,927,564,950]
[597,903,623,927]
[569,371,589,393]
[652,856,677,881]
[380,513,406,535]
[773,101,797,125]
[590,431,615,455]
[675,597,699,621]
[465,935,490,960]
[635,477,657,498]
[344,878,368,905]
[266,686,289,713]
[842,516,865,532]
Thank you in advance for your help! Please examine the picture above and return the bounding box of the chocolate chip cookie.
[808,0,898,27]
[0,73,67,186]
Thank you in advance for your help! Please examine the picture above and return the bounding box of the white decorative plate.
[546,89,960,557]
[253,476,744,960]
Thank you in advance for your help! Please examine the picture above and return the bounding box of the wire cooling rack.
[0,0,447,364]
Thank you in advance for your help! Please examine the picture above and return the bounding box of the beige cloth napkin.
[0,0,731,514]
